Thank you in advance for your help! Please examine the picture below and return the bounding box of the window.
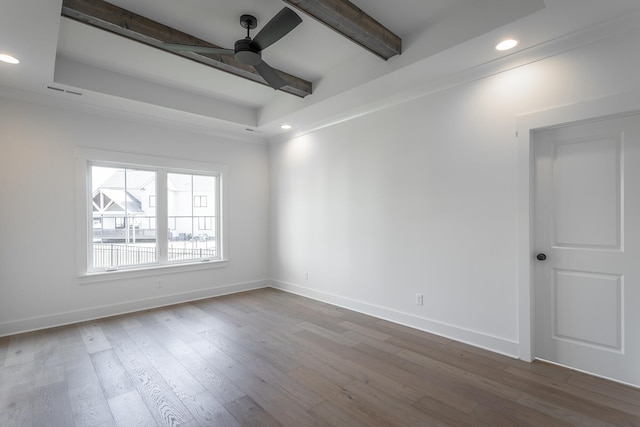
[198,216,213,230]
[194,195,207,207]
[77,148,227,275]
[91,166,157,269]
[167,173,217,262]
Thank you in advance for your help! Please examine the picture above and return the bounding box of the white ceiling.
[2,0,640,142]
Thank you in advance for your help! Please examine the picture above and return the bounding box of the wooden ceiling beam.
[283,0,401,60]
[60,0,312,98]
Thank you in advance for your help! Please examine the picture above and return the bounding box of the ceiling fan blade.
[254,60,287,89]
[163,43,233,55]
[251,7,302,51]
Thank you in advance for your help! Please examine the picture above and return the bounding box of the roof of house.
[92,188,144,215]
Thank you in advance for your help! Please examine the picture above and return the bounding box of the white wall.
[269,27,640,356]
[0,98,270,335]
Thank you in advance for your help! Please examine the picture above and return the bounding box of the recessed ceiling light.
[0,54,20,64]
[281,124,292,130]
[496,39,519,51]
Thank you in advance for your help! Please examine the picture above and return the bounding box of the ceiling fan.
[164,7,302,90]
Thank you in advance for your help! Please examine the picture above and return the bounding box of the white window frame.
[76,147,228,281]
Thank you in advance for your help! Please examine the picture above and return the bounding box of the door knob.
[536,253,547,261]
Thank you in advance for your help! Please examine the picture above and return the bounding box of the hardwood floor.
[1,288,639,426]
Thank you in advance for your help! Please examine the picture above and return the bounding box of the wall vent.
[47,86,83,96]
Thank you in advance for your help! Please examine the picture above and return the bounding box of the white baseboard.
[269,279,519,359]
[0,279,269,337]
[1,278,520,360]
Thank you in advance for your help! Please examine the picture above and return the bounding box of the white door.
[534,114,640,387]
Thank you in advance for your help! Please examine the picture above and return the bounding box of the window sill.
[78,259,229,285]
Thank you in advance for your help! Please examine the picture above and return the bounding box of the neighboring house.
[92,169,215,243]
[166,172,216,242]
[92,169,156,243]
[92,187,149,242]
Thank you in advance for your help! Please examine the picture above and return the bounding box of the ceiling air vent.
[47,85,83,96]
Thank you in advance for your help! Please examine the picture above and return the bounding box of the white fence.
[93,243,216,268]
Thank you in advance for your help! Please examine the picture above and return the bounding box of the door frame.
[516,90,640,362]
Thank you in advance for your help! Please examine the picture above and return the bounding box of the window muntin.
[85,160,222,273]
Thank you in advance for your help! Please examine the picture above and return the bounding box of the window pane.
[91,165,157,270]
[168,172,217,261]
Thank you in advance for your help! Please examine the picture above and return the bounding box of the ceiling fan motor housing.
[234,39,262,65]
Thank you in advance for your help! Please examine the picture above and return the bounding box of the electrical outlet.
[416,293,423,305]
[305,272,309,280]
[157,280,163,288]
